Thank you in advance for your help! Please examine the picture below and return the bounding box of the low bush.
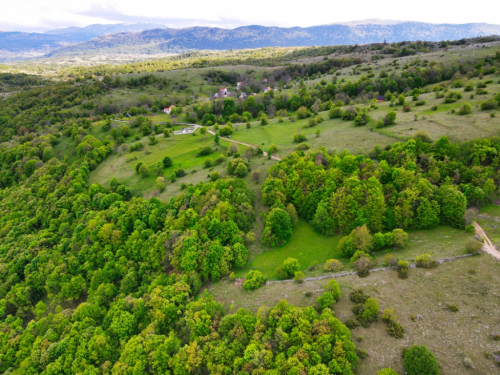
[415,254,438,268]
[243,270,267,290]
[480,100,497,110]
[403,345,440,375]
[465,239,482,254]
[350,289,369,304]
[398,260,409,279]
[293,271,305,283]
[345,319,360,329]
[387,321,406,338]
[458,102,472,115]
[324,259,343,272]
[377,369,400,375]
[416,100,425,106]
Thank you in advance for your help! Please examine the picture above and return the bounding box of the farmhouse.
[163,105,175,114]
[236,82,242,89]
[264,87,272,93]
[376,95,385,102]
[262,78,268,83]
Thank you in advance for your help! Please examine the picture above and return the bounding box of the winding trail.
[203,128,281,161]
[473,221,500,260]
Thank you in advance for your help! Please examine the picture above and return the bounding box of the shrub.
[324,259,343,272]
[476,88,488,95]
[214,154,225,165]
[282,258,300,278]
[162,156,173,168]
[204,158,213,168]
[350,289,369,304]
[391,228,408,248]
[293,133,307,143]
[403,105,411,112]
[354,109,370,126]
[398,260,409,279]
[275,266,288,280]
[345,319,360,329]
[465,239,482,254]
[382,308,397,323]
[341,107,357,121]
[447,303,459,312]
[338,225,373,258]
[464,84,474,92]
[403,345,440,375]
[308,118,318,127]
[293,271,305,283]
[431,105,438,111]
[356,349,368,359]
[197,146,213,156]
[243,270,267,290]
[297,106,308,119]
[384,254,398,267]
[458,102,472,115]
[229,272,236,281]
[219,126,233,136]
[308,261,319,271]
[415,254,438,268]
[260,116,268,125]
[444,91,462,103]
[377,369,400,375]
[329,107,343,119]
[416,100,425,106]
[156,177,166,193]
[359,298,379,325]
[480,100,497,110]
[234,163,248,178]
[139,164,150,178]
[296,142,310,151]
[387,321,405,338]
[174,168,186,178]
[317,279,341,309]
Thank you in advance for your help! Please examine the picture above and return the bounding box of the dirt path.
[205,129,282,161]
[473,221,500,260]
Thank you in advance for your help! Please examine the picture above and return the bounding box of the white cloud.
[1,0,499,32]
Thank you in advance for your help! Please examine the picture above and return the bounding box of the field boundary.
[265,253,474,285]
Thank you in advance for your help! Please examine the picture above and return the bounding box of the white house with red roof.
[264,87,272,93]
[262,78,268,83]
[236,82,242,89]
[163,105,175,114]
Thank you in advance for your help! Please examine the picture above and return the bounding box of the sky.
[2,0,500,32]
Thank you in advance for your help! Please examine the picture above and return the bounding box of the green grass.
[88,130,228,192]
[236,220,472,280]
[226,77,500,157]
[237,219,343,278]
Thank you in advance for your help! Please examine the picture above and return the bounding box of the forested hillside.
[0,37,499,374]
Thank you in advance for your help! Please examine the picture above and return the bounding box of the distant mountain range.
[1,20,500,61]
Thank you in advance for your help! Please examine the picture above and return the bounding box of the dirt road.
[205,129,282,161]
[473,221,500,260]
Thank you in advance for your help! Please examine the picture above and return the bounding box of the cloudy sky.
[2,0,500,32]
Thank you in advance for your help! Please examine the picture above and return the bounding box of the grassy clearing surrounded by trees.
[209,255,500,375]
[233,220,472,280]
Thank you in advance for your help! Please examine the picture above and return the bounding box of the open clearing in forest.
[210,255,500,375]
[232,220,474,280]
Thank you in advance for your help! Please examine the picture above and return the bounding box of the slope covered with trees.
[262,135,499,243]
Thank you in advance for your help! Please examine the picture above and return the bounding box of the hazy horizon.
[2,0,500,33]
